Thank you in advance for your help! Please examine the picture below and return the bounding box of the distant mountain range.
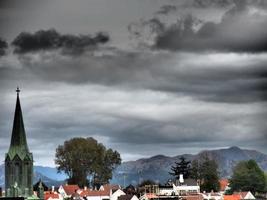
[1,146,267,188]
[111,146,267,186]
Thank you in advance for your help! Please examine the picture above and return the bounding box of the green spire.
[7,87,31,160]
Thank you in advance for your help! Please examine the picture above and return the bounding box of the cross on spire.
[16,87,20,96]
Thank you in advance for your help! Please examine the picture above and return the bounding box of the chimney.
[179,174,184,184]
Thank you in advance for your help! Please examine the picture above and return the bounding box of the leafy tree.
[199,155,220,192]
[55,137,121,187]
[169,156,191,179]
[229,159,266,195]
[191,159,201,180]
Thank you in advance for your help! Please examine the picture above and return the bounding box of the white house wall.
[87,195,110,200]
[110,189,126,200]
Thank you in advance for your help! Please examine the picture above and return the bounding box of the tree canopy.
[169,156,191,179]
[199,155,220,192]
[55,137,121,187]
[229,159,266,195]
[189,154,220,192]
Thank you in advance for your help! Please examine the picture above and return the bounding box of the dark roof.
[6,90,32,161]
[118,194,134,200]
[159,185,173,189]
[126,185,135,190]
[183,179,198,186]
[33,179,49,191]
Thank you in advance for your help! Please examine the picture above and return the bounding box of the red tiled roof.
[80,189,110,197]
[79,189,90,197]
[224,194,241,200]
[220,179,229,191]
[63,185,80,195]
[103,184,120,191]
[182,194,203,200]
[44,192,60,200]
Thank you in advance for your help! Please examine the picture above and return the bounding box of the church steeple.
[7,87,30,160]
[5,87,34,198]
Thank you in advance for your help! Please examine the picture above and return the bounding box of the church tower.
[5,87,33,197]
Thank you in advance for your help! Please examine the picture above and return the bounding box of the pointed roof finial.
[16,86,20,96]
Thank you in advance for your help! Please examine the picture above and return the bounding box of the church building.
[4,88,34,198]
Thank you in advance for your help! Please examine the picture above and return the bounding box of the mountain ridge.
[112,146,267,186]
[0,146,266,188]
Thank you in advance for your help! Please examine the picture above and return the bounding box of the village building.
[173,176,200,196]
[118,194,139,200]
[201,192,223,200]
[223,191,256,200]
[58,184,80,199]
[44,192,61,200]
[110,189,126,200]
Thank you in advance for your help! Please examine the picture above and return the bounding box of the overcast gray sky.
[0,0,267,166]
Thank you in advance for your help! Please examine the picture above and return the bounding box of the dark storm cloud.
[132,1,267,52]
[12,29,110,54]
[156,5,177,15]
[156,5,267,52]
[188,0,267,9]
[1,50,267,103]
[0,38,8,56]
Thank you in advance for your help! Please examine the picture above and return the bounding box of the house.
[173,176,200,196]
[44,191,62,200]
[234,192,256,200]
[80,188,110,200]
[158,185,176,196]
[110,189,126,200]
[223,192,256,200]
[223,194,241,200]
[173,184,200,196]
[81,189,109,200]
[181,194,204,200]
[76,184,122,200]
[100,184,121,192]
[140,193,158,200]
[72,191,84,200]
[58,184,80,198]
[202,192,223,200]
[118,194,139,200]
[124,185,136,195]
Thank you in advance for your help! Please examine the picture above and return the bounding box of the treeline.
[168,155,267,196]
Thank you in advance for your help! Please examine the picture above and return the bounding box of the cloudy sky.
[0,0,267,166]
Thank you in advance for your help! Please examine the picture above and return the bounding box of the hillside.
[111,146,267,186]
